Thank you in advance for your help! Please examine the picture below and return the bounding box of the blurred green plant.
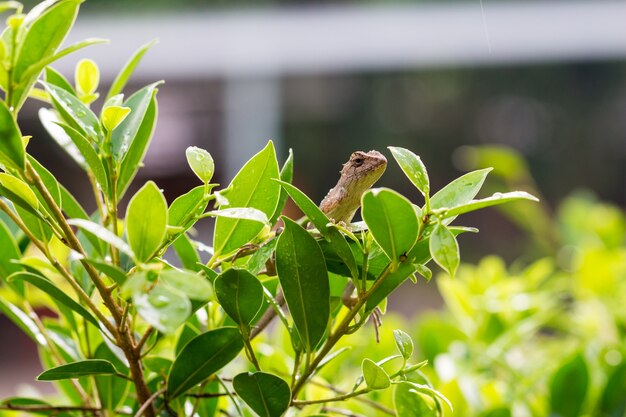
[0,2,536,417]
[410,146,626,417]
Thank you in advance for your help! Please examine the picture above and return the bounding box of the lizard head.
[340,150,387,188]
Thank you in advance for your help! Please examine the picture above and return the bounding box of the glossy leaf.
[276,217,330,352]
[117,94,158,198]
[0,173,39,211]
[393,329,414,360]
[37,359,117,381]
[126,181,167,262]
[215,268,264,327]
[441,191,539,218]
[269,148,294,225]
[101,105,130,133]
[389,146,430,197]
[362,188,418,265]
[83,258,126,286]
[60,185,105,256]
[206,207,269,225]
[55,122,108,195]
[393,382,439,417]
[9,271,99,328]
[0,220,22,293]
[0,100,25,170]
[39,107,86,169]
[362,358,391,390]
[171,234,201,271]
[213,141,280,257]
[550,353,589,417]
[364,262,416,316]
[111,81,161,160]
[160,269,213,301]
[233,372,291,417]
[42,81,102,141]
[167,327,243,399]
[67,218,134,258]
[0,297,47,346]
[10,0,81,111]
[430,168,492,210]
[105,39,157,102]
[429,224,459,276]
[94,344,129,411]
[123,272,191,334]
[168,185,208,228]
[75,58,99,96]
[278,180,358,279]
[45,66,75,93]
[186,146,214,183]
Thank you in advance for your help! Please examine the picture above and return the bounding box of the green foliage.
[0,3,537,416]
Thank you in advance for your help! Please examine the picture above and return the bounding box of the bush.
[0,2,536,416]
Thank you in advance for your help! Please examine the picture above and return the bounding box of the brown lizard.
[250,150,387,339]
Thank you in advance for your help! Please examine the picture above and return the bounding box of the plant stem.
[291,263,394,399]
[24,161,156,417]
[292,388,370,406]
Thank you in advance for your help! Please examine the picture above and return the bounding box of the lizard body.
[319,150,387,222]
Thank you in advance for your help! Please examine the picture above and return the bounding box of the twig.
[133,387,166,417]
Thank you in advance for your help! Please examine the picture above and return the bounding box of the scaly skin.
[319,150,387,222]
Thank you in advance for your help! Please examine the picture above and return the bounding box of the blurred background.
[3,0,626,399]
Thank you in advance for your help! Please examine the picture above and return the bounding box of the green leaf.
[9,271,99,328]
[75,58,99,96]
[39,107,86,169]
[269,149,294,225]
[0,173,39,211]
[54,122,108,195]
[186,146,214,183]
[126,181,167,262]
[550,353,589,417]
[160,269,213,301]
[276,217,330,352]
[362,188,418,265]
[42,81,103,141]
[0,219,22,293]
[101,105,130,133]
[37,359,117,381]
[278,180,358,279]
[430,168,492,210]
[233,372,291,417]
[0,100,25,170]
[167,327,244,399]
[215,268,264,327]
[83,258,126,286]
[94,344,130,411]
[388,146,430,197]
[441,191,539,218]
[0,297,47,346]
[111,81,161,161]
[168,185,208,229]
[45,66,74,94]
[10,0,81,111]
[206,207,269,225]
[213,141,280,258]
[105,39,157,102]
[393,329,414,360]
[67,218,134,258]
[364,262,417,316]
[393,381,439,417]
[362,358,391,390]
[429,224,459,276]
[60,185,106,256]
[171,234,201,271]
[600,362,626,415]
[27,156,62,211]
[117,93,158,198]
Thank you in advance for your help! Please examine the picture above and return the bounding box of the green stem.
[292,388,370,406]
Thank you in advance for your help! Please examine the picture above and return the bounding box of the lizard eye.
[353,157,364,167]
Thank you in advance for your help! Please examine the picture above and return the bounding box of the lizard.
[250,150,387,339]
